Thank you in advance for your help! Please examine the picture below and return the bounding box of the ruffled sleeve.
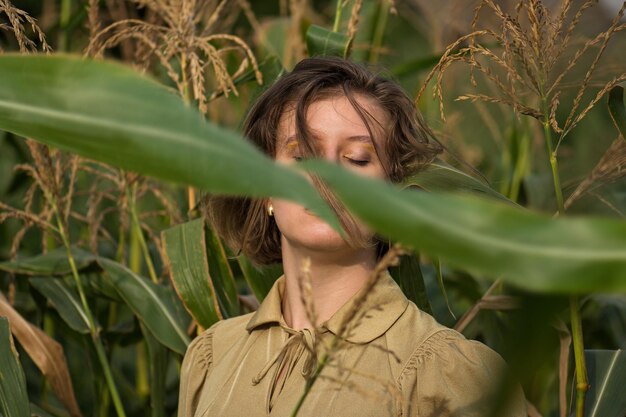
[398,330,527,417]
[177,326,216,417]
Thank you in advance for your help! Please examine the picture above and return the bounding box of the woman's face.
[270,94,388,255]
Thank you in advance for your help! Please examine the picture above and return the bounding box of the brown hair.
[203,56,442,265]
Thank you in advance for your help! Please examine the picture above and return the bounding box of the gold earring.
[267,204,274,216]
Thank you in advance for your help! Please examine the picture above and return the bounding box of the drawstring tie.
[252,327,317,386]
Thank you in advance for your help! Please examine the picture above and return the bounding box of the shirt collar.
[246,271,409,344]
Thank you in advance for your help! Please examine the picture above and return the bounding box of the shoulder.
[178,313,255,417]
[189,312,255,363]
[386,302,527,416]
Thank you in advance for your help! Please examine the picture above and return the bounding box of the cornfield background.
[0,0,625,416]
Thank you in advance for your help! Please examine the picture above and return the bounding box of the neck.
[280,237,378,330]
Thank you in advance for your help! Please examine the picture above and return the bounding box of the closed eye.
[343,156,370,166]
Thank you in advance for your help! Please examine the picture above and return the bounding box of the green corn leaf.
[162,218,225,328]
[303,160,626,293]
[388,252,432,314]
[580,350,626,417]
[306,24,351,58]
[237,256,282,303]
[0,247,95,276]
[433,257,455,320]
[256,18,290,62]
[29,403,57,417]
[139,322,167,417]
[30,277,92,334]
[98,258,190,354]
[608,85,626,141]
[405,160,511,203]
[0,54,339,232]
[204,225,240,318]
[0,317,30,417]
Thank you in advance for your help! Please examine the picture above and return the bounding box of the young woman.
[178,57,527,417]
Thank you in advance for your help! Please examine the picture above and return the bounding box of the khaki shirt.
[178,272,527,417]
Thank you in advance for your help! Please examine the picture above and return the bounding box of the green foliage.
[0,1,625,417]
[305,24,351,57]
[0,54,339,231]
[0,317,30,417]
[163,218,232,328]
[608,86,626,140]
[581,350,626,417]
[99,258,190,355]
[29,277,92,334]
[304,160,626,292]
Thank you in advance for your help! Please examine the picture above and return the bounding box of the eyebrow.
[281,134,373,147]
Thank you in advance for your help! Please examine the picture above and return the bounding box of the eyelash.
[345,157,369,166]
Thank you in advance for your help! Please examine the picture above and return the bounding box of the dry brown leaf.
[0,292,83,417]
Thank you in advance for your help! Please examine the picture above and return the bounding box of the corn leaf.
[98,258,190,354]
[580,350,626,417]
[303,160,626,293]
[306,24,351,58]
[388,252,432,314]
[162,218,224,328]
[236,256,282,303]
[29,277,92,334]
[0,295,82,417]
[0,317,30,417]
[0,247,95,276]
[405,160,511,202]
[204,225,240,318]
[140,322,167,417]
[0,54,339,232]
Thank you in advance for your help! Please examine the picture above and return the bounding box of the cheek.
[272,199,340,236]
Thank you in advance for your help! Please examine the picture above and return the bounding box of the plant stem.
[50,200,127,417]
[127,183,158,283]
[541,97,588,416]
[290,346,333,417]
[541,116,564,213]
[179,52,197,214]
[58,0,72,51]
[332,0,343,32]
[570,296,588,417]
[369,0,389,64]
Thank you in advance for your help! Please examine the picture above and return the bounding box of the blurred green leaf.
[608,85,626,140]
[0,131,17,195]
[304,160,626,293]
[392,55,443,78]
[256,18,289,62]
[98,258,190,354]
[0,317,30,417]
[0,247,95,276]
[29,403,57,417]
[0,54,339,232]
[306,25,350,57]
[30,277,91,334]
[162,218,224,328]
[581,350,626,417]
[388,252,432,314]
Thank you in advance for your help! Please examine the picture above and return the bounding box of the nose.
[317,141,341,164]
